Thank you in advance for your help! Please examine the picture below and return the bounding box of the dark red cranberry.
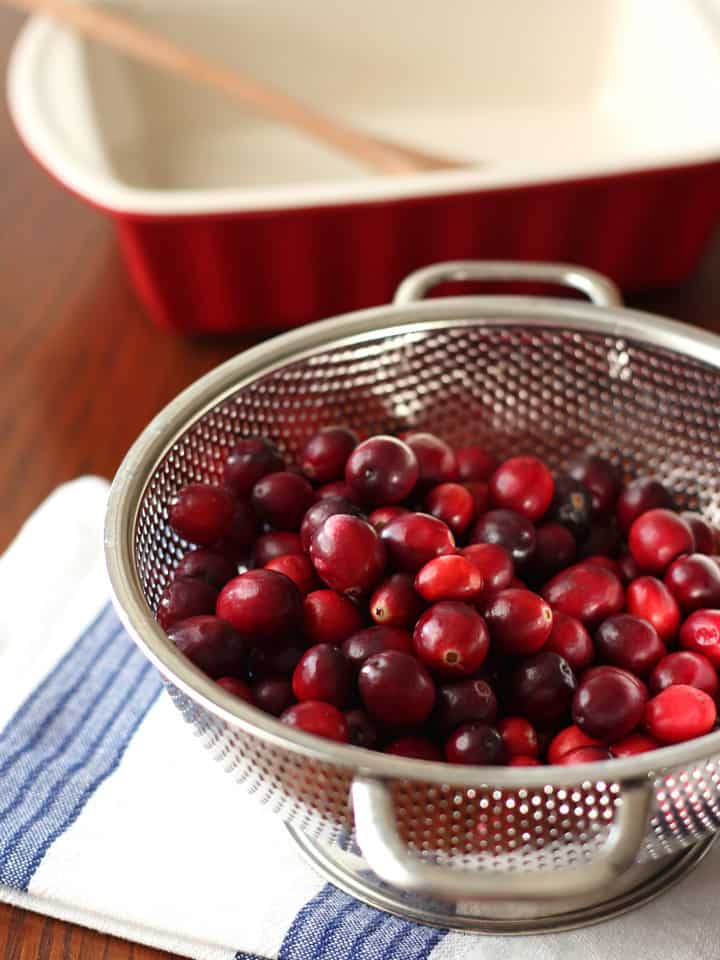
[303,590,363,646]
[618,552,641,584]
[264,553,317,595]
[594,614,665,677]
[547,474,593,540]
[510,651,576,725]
[223,437,284,498]
[456,445,498,481]
[156,578,218,630]
[384,736,443,761]
[216,676,255,703]
[251,472,314,531]
[344,708,378,749]
[582,664,648,699]
[626,576,680,643]
[445,723,505,765]
[167,615,245,678]
[566,454,621,515]
[463,481,490,518]
[342,625,413,669]
[403,431,457,487]
[280,701,349,742]
[578,523,622,559]
[216,499,260,558]
[610,732,660,757]
[645,685,716,744]
[482,588,553,656]
[247,643,304,678]
[680,610,720,666]
[433,678,497,734]
[299,496,365,551]
[547,725,601,764]
[556,746,611,764]
[345,435,419,505]
[168,483,235,546]
[300,426,358,483]
[413,601,490,677]
[460,543,514,596]
[358,650,435,726]
[415,555,483,603]
[572,666,647,742]
[497,716,538,757]
[582,555,622,578]
[425,483,474,534]
[216,569,302,639]
[368,505,408,531]
[617,478,673,533]
[681,513,716,555]
[310,514,386,596]
[545,612,594,670]
[471,509,536,566]
[380,512,455,572]
[370,573,424,628]
[628,509,694,573]
[650,651,718,698]
[664,554,720,612]
[489,456,554,522]
[316,481,360,502]
[253,531,303,566]
[292,644,352,707]
[528,523,576,579]
[252,675,294,715]
[175,548,237,590]
[542,562,624,626]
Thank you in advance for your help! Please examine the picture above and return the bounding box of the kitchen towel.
[0,476,718,959]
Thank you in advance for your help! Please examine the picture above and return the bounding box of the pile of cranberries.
[156,427,720,767]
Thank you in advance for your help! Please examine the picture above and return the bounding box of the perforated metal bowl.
[105,261,720,933]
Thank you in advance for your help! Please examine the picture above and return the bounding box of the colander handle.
[352,775,652,901]
[393,261,622,308]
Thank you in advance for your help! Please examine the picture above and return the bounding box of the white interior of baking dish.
[7,0,720,213]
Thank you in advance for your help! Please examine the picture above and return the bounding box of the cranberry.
[471,509,536,566]
[528,523,576,579]
[310,514,386,596]
[345,708,378,749]
[370,573,424,628]
[292,644,352,707]
[223,437,284,498]
[264,553,317,595]
[280,701,349,742]
[413,601,490,677]
[216,499,260,558]
[380,512,455,572]
[645,685,716,743]
[216,569,302,639]
[445,723,505,765]
[457,446,498,482]
[342,625,413,669]
[497,716,539,758]
[556,746,611,764]
[368,505,408,531]
[572,666,647,742]
[415,555,483,603]
[175,548,237,590]
[578,523,622,559]
[402,431,458,486]
[664,554,720,612]
[580,555,622,578]
[542,562,624,626]
[303,590,363,646]
[157,578,218,630]
[547,725,602,764]
[616,478,673,533]
[316,481,360,502]
[460,543,514,596]
[482,588,553,656]
[251,472,314,531]
[610,732,660,757]
[253,531,303,566]
[433,678,497,734]
[510,651,576,725]
[582,664,648,699]
[299,496,365,551]
[681,512,716,555]
[509,755,541,766]
[252,675,294,715]
[345,435,419,505]
[167,483,235,547]
[618,552,641,584]
[548,474,593,540]
[626,576,680,643]
[216,676,255,703]
[358,650,435,726]
[680,609,720,666]
[167,615,245,678]
[425,483,474,534]
[628,509,694,573]
[566,454,621,515]
[490,456,554,522]
[463,481,491,518]
[545,612,594,670]
[300,426,358,483]
[384,737,443,761]
[650,651,719,698]
[247,643,304,679]
[594,614,665,677]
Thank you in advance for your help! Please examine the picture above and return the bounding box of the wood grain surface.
[2,4,720,958]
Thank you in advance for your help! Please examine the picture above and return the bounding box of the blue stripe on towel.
[0,603,162,889]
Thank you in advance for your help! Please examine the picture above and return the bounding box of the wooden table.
[3,5,720,958]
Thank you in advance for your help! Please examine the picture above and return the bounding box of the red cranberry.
[497,716,539,758]
[548,474,593,540]
[616,478,673,533]
[645,684,716,743]
[380,512,455,572]
[370,573,424,628]
[681,512,716,555]
[157,578,218,630]
[251,472,314,531]
[299,496,365,551]
[384,737,443,761]
[358,650,435,726]
[415,555,483,603]
[344,708,378,749]
[556,746,611,764]
[280,701,349,742]
[626,576,680,643]
[316,481,360,502]
[460,543,514,596]
[253,531,303,566]
[490,456,554,522]
[509,755,541,766]
[456,445,498,482]
[342,625,413,669]
[264,553,317,596]
[547,725,601,764]
[433,678,497,734]
[545,612,594,670]
[572,666,647,742]
[216,569,302,639]
[618,552,641,584]
[594,614,665,677]
[664,554,720,612]
[425,483,474,534]
[471,509,536,566]
[528,523,576,579]
[345,435,419,505]
[216,499,260,558]
[482,588,553,656]
[248,643,304,679]
[680,609,720,666]
[252,675,294,715]
[578,524,622,559]
[542,562,624,626]
[300,426,358,483]
[368,505,408,531]
[175,548,237,590]
[292,644,352,707]
[610,732,660,758]
[628,509,694,573]
[445,723,505,765]
[303,590,363,646]
[216,676,255,703]
[580,555,622,578]
[310,514,386,596]
[168,483,235,547]
[167,615,245,678]
[403,432,457,487]
[566,454,621,515]
[510,652,576,725]
[463,481,490,517]
[223,437,284,498]
[413,601,490,677]
[651,651,719,698]
[582,664,648,699]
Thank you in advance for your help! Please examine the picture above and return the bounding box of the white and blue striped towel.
[1,477,720,959]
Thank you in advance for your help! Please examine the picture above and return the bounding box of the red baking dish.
[8,0,720,334]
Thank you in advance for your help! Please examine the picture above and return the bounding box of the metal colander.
[105,262,720,933]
